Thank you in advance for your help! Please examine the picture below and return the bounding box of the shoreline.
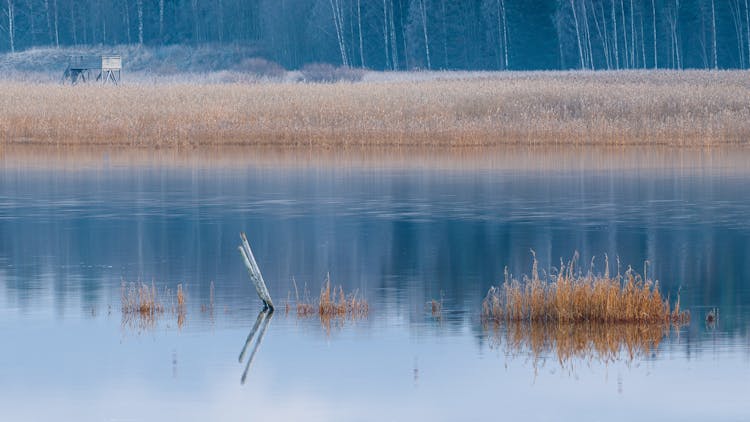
[3,144,750,173]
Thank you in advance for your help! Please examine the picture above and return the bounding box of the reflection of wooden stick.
[239,310,267,363]
[241,309,273,384]
[239,232,274,310]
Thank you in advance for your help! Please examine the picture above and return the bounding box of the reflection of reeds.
[429,299,442,317]
[485,321,672,368]
[482,253,690,324]
[121,281,187,329]
[287,274,369,321]
[427,292,444,319]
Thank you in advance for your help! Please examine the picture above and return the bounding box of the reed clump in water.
[121,281,187,328]
[287,274,369,320]
[481,253,690,324]
[121,281,164,318]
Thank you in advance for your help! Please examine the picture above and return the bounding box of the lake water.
[1,147,749,421]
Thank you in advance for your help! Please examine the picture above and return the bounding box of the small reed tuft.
[290,273,369,320]
[121,281,164,317]
[121,280,188,329]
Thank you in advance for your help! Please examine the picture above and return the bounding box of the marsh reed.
[121,281,187,328]
[286,274,369,321]
[481,253,690,324]
[2,71,750,147]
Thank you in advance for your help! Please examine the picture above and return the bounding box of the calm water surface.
[1,148,749,421]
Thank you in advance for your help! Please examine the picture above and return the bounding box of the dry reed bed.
[482,253,690,324]
[2,71,750,146]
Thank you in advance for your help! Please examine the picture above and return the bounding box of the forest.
[0,0,748,71]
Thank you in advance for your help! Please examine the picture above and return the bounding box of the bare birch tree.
[612,0,620,68]
[652,0,657,68]
[136,0,143,45]
[330,0,349,66]
[419,0,431,69]
[620,0,628,67]
[5,0,14,52]
[711,0,717,69]
[357,0,365,67]
[571,0,585,68]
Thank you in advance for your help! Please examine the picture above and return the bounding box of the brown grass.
[286,274,369,321]
[2,71,750,147]
[482,253,690,324]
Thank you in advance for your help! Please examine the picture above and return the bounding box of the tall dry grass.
[481,253,690,324]
[2,71,750,147]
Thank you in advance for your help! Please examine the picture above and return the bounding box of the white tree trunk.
[44,0,52,45]
[495,0,504,68]
[711,0,718,69]
[53,0,58,47]
[383,0,390,69]
[7,0,14,52]
[440,0,448,68]
[729,0,745,68]
[357,0,365,67]
[159,0,164,39]
[592,0,612,69]
[389,0,399,69]
[137,0,144,45]
[652,0,657,68]
[501,0,509,69]
[124,0,131,44]
[582,0,594,68]
[629,0,635,67]
[329,0,349,66]
[570,0,585,69]
[612,0,620,69]
[620,0,628,68]
[419,0,431,69]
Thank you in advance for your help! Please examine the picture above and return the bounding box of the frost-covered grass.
[1,70,749,146]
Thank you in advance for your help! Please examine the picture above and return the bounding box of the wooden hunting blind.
[62,55,121,85]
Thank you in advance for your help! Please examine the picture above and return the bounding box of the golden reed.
[482,253,690,324]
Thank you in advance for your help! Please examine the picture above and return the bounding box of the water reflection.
[484,322,677,372]
[0,146,749,421]
[239,308,273,384]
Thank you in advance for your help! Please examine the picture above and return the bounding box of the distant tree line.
[1,0,749,70]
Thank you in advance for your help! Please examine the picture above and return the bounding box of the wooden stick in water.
[238,232,274,310]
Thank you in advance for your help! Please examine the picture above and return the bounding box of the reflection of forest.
[1,165,749,339]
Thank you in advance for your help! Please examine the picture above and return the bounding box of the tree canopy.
[1,0,748,70]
